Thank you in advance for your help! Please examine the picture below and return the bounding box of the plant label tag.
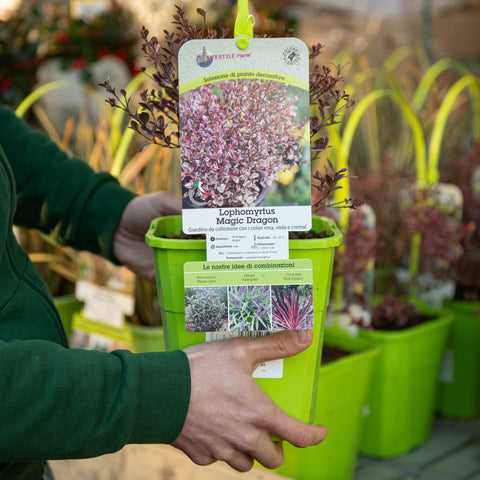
[70,0,110,20]
[184,259,313,332]
[178,37,311,238]
[439,349,455,384]
[75,280,134,328]
[206,230,289,261]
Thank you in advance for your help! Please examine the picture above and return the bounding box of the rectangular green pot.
[71,312,133,351]
[358,305,453,458]
[146,215,343,424]
[273,327,379,480]
[129,324,166,353]
[437,300,480,419]
[53,294,84,340]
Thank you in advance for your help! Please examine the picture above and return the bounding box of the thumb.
[150,191,182,216]
[247,330,313,371]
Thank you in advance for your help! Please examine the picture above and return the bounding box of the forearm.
[0,339,190,462]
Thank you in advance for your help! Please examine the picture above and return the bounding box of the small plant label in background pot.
[70,0,110,20]
[71,254,135,351]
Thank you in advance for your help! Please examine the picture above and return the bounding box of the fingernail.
[292,329,310,344]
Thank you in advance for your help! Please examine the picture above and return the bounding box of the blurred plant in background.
[442,142,480,300]
[39,0,139,80]
[0,2,43,106]
[0,0,140,108]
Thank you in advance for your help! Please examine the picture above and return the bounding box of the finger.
[224,451,255,472]
[244,330,313,370]
[271,410,328,449]
[187,453,217,467]
[248,436,285,470]
[173,438,217,467]
[154,191,182,215]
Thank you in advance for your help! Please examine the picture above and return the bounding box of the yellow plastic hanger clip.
[234,0,255,50]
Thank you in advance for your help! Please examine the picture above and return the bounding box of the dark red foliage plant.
[101,5,358,210]
[351,294,432,331]
[441,142,480,300]
[351,155,462,292]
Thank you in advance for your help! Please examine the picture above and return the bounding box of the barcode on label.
[206,331,272,342]
[205,331,283,378]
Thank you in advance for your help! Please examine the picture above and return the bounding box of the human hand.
[113,192,181,281]
[172,330,328,472]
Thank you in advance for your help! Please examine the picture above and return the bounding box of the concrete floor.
[50,417,480,480]
[355,417,480,480]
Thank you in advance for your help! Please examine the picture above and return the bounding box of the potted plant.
[348,171,457,457]
[279,328,379,480]
[272,202,379,480]
[351,294,452,458]
[103,3,357,452]
[271,157,376,479]
[331,102,456,458]
[438,141,480,419]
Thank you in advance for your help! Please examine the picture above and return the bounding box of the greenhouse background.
[1,0,479,479]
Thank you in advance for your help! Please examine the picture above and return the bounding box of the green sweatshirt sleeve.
[0,340,190,461]
[0,106,136,262]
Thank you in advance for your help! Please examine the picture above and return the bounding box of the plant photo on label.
[271,284,314,330]
[228,285,272,331]
[184,286,228,332]
[180,79,309,208]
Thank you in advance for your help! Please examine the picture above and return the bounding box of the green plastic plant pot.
[146,215,342,315]
[71,312,133,350]
[358,305,453,458]
[145,215,343,423]
[53,295,84,340]
[129,324,166,353]
[437,300,480,419]
[274,327,380,480]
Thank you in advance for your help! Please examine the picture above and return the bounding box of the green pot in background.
[129,324,166,353]
[145,215,343,425]
[70,312,133,352]
[358,305,453,458]
[274,327,380,480]
[437,300,480,419]
[53,294,84,340]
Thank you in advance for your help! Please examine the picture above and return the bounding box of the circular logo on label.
[197,46,213,67]
[282,46,300,66]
